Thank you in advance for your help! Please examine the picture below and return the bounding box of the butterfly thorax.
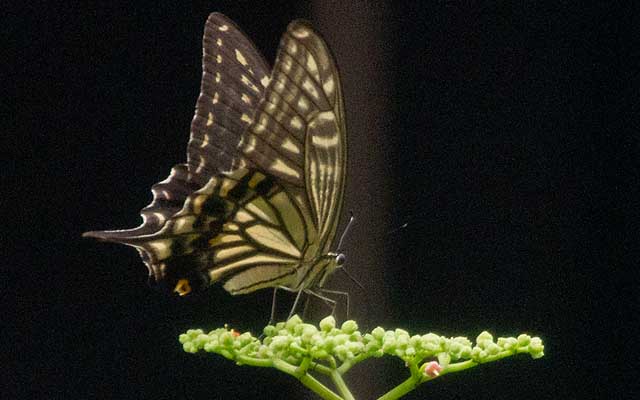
[287,249,338,290]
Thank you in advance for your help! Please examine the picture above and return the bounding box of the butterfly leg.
[304,289,338,318]
[287,288,306,320]
[302,293,312,320]
[268,287,279,326]
[317,288,350,319]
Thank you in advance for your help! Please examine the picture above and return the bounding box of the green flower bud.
[256,346,270,358]
[262,325,276,338]
[382,337,397,352]
[219,332,234,347]
[529,337,544,358]
[449,341,461,354]
[203,341,218,352]
[371,327,385,340]
[285,315,303,331]
[323,336,335,350]
[517,334,531,347]
[311,348,328,358]
[304,324,318,335]
[487,343,501,355]
[239,332,253,343]
[183,342,198,353]
[395,328,409,338]
[270,336,290,350]
[365,340,381,353]
[476,331,493,347]
[396,335,409,349]
[452,336,472,347]
[471,347,482,360]
[421,333,440,345]
[319,316,336,331]
[409,335,422,348]
[334,334,349,346]
[421,334,440,352]
[499,337,518,351]
[334,344,347,359]
[437,352,451,366]
[346,341,364,354]
[341,320,358,334]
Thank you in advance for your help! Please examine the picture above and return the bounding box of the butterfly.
[83,13,348,307]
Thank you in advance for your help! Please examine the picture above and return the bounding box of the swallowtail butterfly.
[84,13,347,301]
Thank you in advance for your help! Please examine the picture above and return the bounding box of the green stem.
[377,374,421,400]
[272,359,343,400]
[337,353,371,375]
[298,373,344,400]
[235,355,274,368]
[435,359,477,376]
[331,369,355,400]
[312,362,335,376]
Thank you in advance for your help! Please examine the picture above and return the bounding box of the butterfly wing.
[84,16,347,296]
[226,20,347,291]
[83,14,269,269]
[188,13,272,185]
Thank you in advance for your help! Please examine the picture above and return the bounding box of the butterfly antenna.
[337,211,355,252]
[340,266,364,290]
[385,222,408,236]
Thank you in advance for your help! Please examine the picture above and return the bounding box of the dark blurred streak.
[312,2,393,398]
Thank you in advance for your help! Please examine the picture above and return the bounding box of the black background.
[6,1,634,399]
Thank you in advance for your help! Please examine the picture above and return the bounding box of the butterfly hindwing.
[83,15,268,244]
[133,167,304,295]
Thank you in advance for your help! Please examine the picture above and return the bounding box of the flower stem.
[331,369,355,400]
[298,373,343,400]
[377,375,420,400]
[272,359,342,400]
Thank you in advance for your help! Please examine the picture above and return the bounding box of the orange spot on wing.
[174,279,192,296]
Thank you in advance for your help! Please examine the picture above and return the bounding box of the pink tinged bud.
[424,361,443,377]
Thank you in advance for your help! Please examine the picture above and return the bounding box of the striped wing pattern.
[83,14,346,297]
[188,13,271,186]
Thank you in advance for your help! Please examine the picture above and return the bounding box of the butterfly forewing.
[239,20,347,254]
[84,15,347,297]
[188,13,271,185]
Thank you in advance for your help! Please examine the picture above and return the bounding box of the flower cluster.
[179,315,544,367]
[179,315,544,400]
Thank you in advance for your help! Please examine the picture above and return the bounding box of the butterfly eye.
[335,253,346,266]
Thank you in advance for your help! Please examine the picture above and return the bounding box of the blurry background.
[5,1,633,399]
